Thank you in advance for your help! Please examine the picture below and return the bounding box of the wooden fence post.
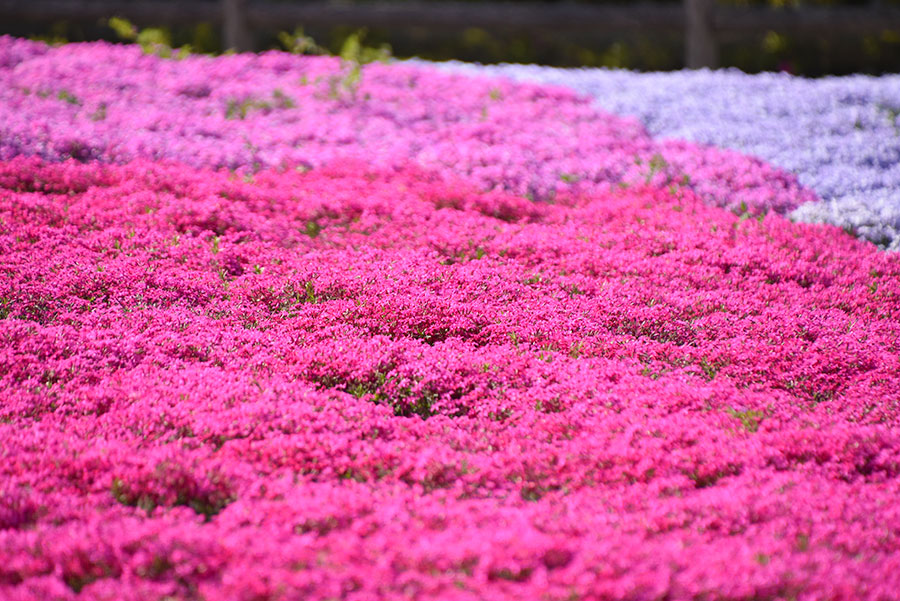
[223,0,253,52]
[685,0,718,68]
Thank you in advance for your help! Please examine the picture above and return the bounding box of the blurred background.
[0,0,898,75]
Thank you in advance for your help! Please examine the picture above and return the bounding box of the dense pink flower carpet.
[1,38,899,600]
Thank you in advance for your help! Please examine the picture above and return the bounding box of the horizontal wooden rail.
[246,2,683,31]
[714,5,900,35]
[0,0,221,23]
[4,0,898,32]
[0,0,685,30]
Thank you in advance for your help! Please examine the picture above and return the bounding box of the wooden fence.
[1,0,898,68]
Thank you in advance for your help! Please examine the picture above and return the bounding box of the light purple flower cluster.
[430,61,900,250]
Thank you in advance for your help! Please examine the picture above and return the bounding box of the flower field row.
[2,36,900,600]
[2,155,899,599]
[0,37,813,215]
[434,62,900,250]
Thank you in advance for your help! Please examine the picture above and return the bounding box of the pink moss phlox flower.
[1,156,898,599]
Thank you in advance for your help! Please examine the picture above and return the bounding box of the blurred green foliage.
[107,16,195,58]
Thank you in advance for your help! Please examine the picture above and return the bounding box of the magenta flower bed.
[2,156,899,600]
[0,37,815,214]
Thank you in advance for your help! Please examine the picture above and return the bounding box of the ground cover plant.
[0,37,813,216]
[2,156,900,600]
[432,62,900,251]
[2,36,900,601]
